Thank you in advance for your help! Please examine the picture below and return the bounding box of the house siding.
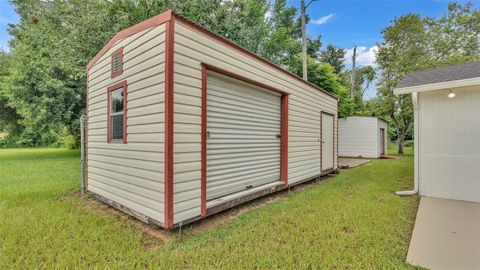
[87,24,166,223]
[418,86,480,203]
[172,21,338,223]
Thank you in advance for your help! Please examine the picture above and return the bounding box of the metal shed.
[85,10,339,229]
[395,61,480,203]
[338,116,388,158]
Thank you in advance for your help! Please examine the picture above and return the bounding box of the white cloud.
[345,45,378,67]
[311,14,335,25]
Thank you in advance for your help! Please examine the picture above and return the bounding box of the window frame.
[107,81,128,144]
[111,47,124,78]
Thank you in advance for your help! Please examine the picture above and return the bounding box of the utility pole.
[350,45,357,98]
[300,0,317,81]
[301,0,307,81]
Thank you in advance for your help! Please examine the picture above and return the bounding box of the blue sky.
[0,0,478,97]
[286,0,478,97]
[0,0,18,51]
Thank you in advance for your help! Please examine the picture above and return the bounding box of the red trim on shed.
[86,71,90,190]
[164,18,175,229]
[88,10,336,100]
[87,11,173,71]
[202,64,289,95]
[174,15,337,101]
[200,63,289,213]
[107,80,128,144]
[111,47,124,78]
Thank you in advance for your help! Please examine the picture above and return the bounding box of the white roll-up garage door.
[207,72,281,200]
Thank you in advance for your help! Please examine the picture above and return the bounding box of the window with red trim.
[107,81,127,143]
[111,47,123,78]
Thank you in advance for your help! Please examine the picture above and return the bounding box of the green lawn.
[0,148,419,269]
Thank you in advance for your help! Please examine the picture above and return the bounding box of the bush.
[0,137,16,148]
[63,134,78,149]
[403,140,414,147]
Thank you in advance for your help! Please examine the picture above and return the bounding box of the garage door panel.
[208,106,280,121]
[208,111,281,126]
[207,173,279,199]
[208,121,279,131]
[208,96,279,116]
[208,153,280,165]
[207,91,280,112]
[207,72,281,200]
[208,79,281,105]
[208,157,280,171]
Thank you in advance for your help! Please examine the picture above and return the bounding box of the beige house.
[395,61,480,203]
[86,11,339,229]
[395,61,480,270]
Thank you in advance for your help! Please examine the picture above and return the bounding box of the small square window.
[107,81,127,143]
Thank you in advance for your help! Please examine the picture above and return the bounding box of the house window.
[107,81,127,143]
[111,47,123,78]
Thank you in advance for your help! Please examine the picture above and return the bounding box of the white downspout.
[396,92,419,196]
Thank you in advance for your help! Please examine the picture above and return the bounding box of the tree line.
[0,0,478,152]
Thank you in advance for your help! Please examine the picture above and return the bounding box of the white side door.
[321,113,334,171]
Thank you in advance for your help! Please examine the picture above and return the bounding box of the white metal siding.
[87,25,166,223]
[418,86,480,203]
[206,72,281,200]
[338,117,379,158]
[172,21,337,223]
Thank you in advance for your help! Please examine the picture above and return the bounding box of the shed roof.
[87,10,337,100]
[340,115,388,124]
[394,61,480,94]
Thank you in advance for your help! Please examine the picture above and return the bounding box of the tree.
[428,2,480,63]
[0,52,22,137]
[376,14,430,154]
[288,55,354,117]
[376,2,480,154]
[2,0,117,146]
[319,44,346,74]
[351,65,376,110]
[261,0,299,67]
[3,0,297,147]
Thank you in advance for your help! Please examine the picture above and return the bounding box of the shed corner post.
[164,14,175,229]
[200,64,207,217]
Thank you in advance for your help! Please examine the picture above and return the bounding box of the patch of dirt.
[186,175,336,234]
[342,226,355,235]
[63,174,336,250]
[63,192,175,250]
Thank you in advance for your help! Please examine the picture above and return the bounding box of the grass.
[0,147,419,269]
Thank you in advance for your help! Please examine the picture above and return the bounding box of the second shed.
[338,116,387,158]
